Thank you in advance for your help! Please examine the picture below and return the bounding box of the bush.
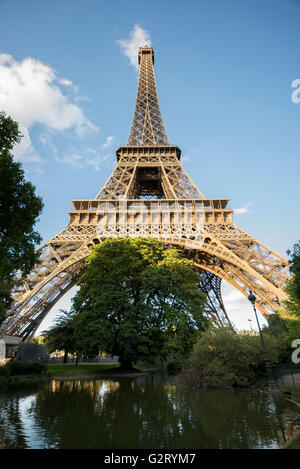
[180,327,281,389]
[167,360,183,375]
[6,361,47,376]
[0,365,11,377]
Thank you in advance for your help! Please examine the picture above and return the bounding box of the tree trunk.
[118,358,135,372]
[63,350,68,363]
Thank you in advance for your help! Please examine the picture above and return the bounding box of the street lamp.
[248,291,277,390]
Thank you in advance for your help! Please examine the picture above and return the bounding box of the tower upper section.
[127,46,170,147]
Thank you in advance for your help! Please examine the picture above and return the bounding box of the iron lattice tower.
[0,46,289,338]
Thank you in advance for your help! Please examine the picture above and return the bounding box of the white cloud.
[56,148,113,171]
[58,78,79,93]
[181,155,191,163]
[101,136,115,148]
[234,202,251,215]
[56,152,83,168]
[89,153,112,171]
[0,52,98,163]
[117,24,151,70]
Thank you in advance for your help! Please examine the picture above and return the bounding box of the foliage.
[72,237,208,369]
[278,241,300,342]
[43,310,76,363]
[0,111,43,324]
[0,111,21,152]
[0,365,11,377]
[181,326,289,389]
[30,335,46,345]
[262,314,292,363]
[0,361,47,377]
[8,361,47,376]
[287,241,300,300]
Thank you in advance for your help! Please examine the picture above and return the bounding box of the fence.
[47,356,119,364]
[273,364,300,388]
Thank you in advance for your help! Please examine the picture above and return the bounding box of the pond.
[0,373,299,449]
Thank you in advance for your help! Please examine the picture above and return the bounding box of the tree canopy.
[278,241,300,341]
[0,111,43,324]
[43,309,77,363]
[72,237,208,369]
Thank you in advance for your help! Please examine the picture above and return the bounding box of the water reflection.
[0,374,299,449]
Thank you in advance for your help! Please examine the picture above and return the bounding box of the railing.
[273,364,300,388]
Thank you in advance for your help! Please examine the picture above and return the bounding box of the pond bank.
[0,363,165,388]
[280,391,300,449]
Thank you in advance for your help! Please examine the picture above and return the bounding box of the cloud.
[57,148,113,171]
[101,136,115,148]
[58,78,79,93]
[56,152,83,168]
[0,52,98,163]
[234,202,251,215]
[181,155,191,163]
[117,24,151,70]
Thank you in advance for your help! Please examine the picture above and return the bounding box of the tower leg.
[199,271,233,329]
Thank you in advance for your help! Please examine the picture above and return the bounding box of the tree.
[277,241,300,341]
[72,237,208,370]
[0,111,43,324]
[287,241,300,300]
[43,310,77,363]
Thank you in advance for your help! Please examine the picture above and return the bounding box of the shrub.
[0,365,11,377]
[180,327,281,389]
[167,360,183,375]
[7,361,47,376]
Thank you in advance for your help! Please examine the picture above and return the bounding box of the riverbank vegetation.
[179,241,300,389]
[0,361,47,379]
[179,325,291,389]
[20,240,300,390]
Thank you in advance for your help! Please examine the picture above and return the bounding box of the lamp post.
[247,291,277,390]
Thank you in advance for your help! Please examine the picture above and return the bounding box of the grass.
[46,363,120,378]
[46,362,165,378]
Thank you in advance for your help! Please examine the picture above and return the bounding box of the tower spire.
[127,46,170,146]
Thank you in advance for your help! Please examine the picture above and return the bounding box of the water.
[0,373,299,449]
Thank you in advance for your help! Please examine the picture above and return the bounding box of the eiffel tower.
[0,46,289,339]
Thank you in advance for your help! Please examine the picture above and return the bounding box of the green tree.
[262,314,291,363]
[43,310,76,363]
[72,237,208,370]
[0,111,43,324]
[287,241,300,300]
[278,241,300,341]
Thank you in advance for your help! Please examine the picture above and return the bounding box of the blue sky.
[1,0,300,332]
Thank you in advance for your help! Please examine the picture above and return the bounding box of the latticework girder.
[127,47,170,146]
[198,271,234,328]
